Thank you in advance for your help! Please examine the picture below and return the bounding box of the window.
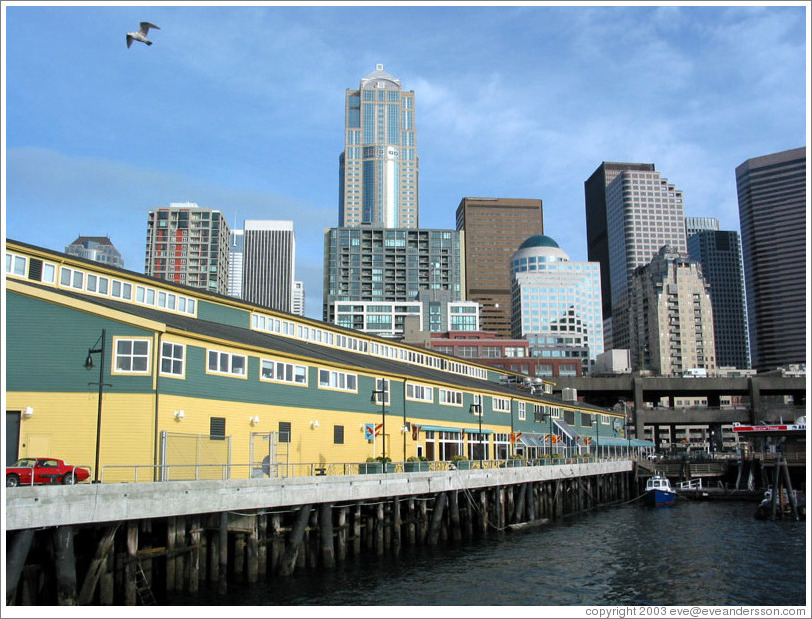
[318,368,357,392]
[406,382,433,403]
[439,389,463,406]
[492,397,511,413]
[334,425,344,445]
[114,339,150,373]
[279,421,291,443]
[261,359,308,385]
[374,378,390,404]
[208,349,247,376]
[518,401,527,421]
[160,342,185,376]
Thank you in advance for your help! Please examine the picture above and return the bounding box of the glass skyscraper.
[686,220,751,370]
[339,64,418,228]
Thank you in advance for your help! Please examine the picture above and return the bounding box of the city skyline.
[4,3,809,320]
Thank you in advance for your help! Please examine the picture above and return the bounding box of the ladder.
[135,561,157,605]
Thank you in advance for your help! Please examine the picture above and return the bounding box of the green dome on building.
[518,234,560,250]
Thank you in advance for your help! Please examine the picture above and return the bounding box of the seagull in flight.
[127,22,160,48]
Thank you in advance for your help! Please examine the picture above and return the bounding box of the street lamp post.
[371,383,388,469]
[469,401,483,466]
[595,412,600,461]
[85,329,110,483]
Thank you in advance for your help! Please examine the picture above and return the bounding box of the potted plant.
[405,455,429,472]
[450,454,471,470]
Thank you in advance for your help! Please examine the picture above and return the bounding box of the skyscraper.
[735,146,806,371]
[510,234,604,374]
[228,229,244,299]
[584,162,656,323]
[339,64,418,228]
[456,197,544,338]
[323,227,461,327]
[687,220,751,369]
[65,236,124,269]
[145,202,230,295]
[242,220,296,313]
[629,246,716,376]
[585,164,687,351]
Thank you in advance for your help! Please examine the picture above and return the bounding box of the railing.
[96,453,636,484]
[677,479,703,490]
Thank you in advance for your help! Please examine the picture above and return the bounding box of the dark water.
[168,501,808,608]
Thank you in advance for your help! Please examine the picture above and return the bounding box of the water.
[167,501,808,608]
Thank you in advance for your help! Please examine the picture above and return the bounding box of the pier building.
[6,239,644,484]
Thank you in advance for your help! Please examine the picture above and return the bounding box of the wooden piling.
[5,528,35,605]
[336,507,348,563]
[189,517,201,593]
[449,491,462,542]
[427,493,448,546]
[279,505,311,577]
[218,512,228,594]
[77,524,118,605]
[53,525,77,606]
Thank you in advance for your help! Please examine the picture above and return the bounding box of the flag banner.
[412,425,420,440]
[364,423,375,440]
[375,423,383,437]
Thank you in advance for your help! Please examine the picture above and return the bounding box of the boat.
[643,474,677,507]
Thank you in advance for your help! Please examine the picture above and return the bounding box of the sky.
[2,2,809,321]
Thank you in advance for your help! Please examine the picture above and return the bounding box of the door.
[6,411,20,465]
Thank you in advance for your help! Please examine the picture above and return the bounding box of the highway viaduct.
[550,374,807,439]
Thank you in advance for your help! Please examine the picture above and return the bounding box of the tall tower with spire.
[338,64,419,228]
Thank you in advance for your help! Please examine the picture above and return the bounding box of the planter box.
[360,462,383,474]
[506,459,525,467]
[452,460,472,470]
[405,461,430,472]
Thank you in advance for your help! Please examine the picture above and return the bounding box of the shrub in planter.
[450,454,471,470]
[405,456,429,472]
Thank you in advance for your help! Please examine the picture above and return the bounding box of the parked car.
[6,458,90,487]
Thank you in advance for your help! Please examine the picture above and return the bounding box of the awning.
[631,438,656,447]
[553,419,578,441]
[418,425,461,434]
[594,435,632,447]
[464,428,494,435]
[518,434,543,448]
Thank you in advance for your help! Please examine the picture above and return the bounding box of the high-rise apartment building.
[65,236,124,268]
[322,227,461,326]
[242,220,296,313]
[456,197,544,338]
[145,202,230,295]
[687,220,750,369]
[629,246,716,375]
[586,165,687,352]
[509,234,604,373]
[735,146,806,371]
[339,64,418,228]
[228,229,244,299]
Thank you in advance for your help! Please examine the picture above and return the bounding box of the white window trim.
[160,341,186,378]
[260,358,309,387]
[112,337,151,375]
[207,349,248,378]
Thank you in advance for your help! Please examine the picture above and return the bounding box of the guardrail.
[96,453,634,484]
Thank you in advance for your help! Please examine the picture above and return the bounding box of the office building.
[228,229,244,299]
[687,224,751,369]
[629,245,716,375]
[510,234,604,373]
[736,146,806,372]
[292,281,305,317]
[243,220,296,313]
[65,236,124,269]
[144,202,230,295]
[584,162,655,325]
[588,165,687,352]
[456,197,544,338]
[339,64,418,228]
[323,227,462,327]
[685,216,720,237]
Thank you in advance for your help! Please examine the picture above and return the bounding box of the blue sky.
[3,2,809,321]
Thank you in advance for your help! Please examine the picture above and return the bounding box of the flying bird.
[127,22,160,48]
